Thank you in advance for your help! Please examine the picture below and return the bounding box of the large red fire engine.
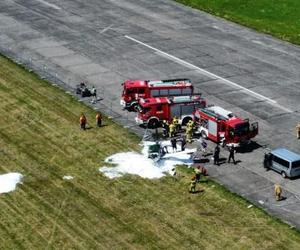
[120,79,194,111]
[135,95,206,129]
[193,106,258,147]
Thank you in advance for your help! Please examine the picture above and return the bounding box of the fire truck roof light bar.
[201,108,227,121]
[148,79,191,87]
[170,95,200,104]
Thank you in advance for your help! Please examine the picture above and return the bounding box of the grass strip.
[175,0,300,45]
[0,54,300,248]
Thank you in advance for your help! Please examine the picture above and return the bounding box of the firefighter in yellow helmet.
[169,122,176,138]
[187,119,194,131]
[189,175,197,193]
[186,124,193,143]
[172,116,179,126]
[296,122,300,139]
[172,116,179,132]
[274,184,282,201]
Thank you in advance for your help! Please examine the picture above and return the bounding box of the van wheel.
[281,171,287,178]
[182,117,192,126]
[148,119,159,129]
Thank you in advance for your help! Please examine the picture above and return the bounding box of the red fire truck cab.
[121,79,194,111]
[193,106,258,147]
[135,95,206,129]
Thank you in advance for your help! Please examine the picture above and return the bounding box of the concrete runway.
[1,0,300,228]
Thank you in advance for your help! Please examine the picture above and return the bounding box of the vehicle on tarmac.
[193,105,258,147]
[135,95,206,129]
[120,79,194,111]
[264,148,300,178]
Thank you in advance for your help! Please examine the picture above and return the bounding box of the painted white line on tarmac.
[35,0,61,10]
[125,35,292,113]
[100,24,114,34]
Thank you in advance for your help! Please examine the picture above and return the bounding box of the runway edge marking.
[125,35,292,113]
[35,0,61,10]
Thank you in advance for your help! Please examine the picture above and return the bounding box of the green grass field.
[1,55,300,249]
[175,0,300,45]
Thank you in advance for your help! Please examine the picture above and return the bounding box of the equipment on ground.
[193,105,258,147]
[120,79,194,111]
[148,142,163,162]
[135,95,206,129]
[76,82,93,97]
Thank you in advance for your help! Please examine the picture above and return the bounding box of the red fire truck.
[135,95,206,129]
[120,79,194,111]
[193,106,258,147]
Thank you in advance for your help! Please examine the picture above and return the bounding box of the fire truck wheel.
[201,130,207,139]
[281,171,287,178]
[182,117,192,126]
[148,119,159,129]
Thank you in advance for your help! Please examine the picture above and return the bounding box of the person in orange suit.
[80,113,87,130]
[96,112,102,127]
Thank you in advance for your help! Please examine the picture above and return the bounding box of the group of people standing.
[162,117,180,138]
[79,112,102,130]
[213,144,236,166]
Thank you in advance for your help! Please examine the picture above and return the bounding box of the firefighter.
[213,144,220,165]
[162,120,170,137]
[96,112,102,127]
[200,165,208,176]
[180,135,187,151]
[274,183,283,201]
[169,122,176,138]
[171,137,177,152]
[172,116,180,132]
[187,119,194,130]
[194,166,202,182]
[189,176,197,193]
[91,86,97,103]
[227,145,236,164]
[80,113,87,130]
[296,122,300,139]
[186,125,193,143]
[198,137,207,155]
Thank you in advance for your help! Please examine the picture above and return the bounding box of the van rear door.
[290,160,300,177]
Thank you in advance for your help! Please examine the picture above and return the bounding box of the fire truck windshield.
[126,88,135,94]
[234,122,250,136]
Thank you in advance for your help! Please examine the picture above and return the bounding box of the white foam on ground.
[0,173,23,194]
[63,175,74,180]
[99,141,196,179]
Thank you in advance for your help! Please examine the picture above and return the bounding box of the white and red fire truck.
[135,95,206,129]
[120,79,194,111]
[193,106,258,147]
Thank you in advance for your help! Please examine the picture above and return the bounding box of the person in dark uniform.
[214,144,220,165]
[171,137,177,152]
[228,145,236,164]
[180,136,187,151]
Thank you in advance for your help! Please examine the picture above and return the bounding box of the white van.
[264,148,300,178]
